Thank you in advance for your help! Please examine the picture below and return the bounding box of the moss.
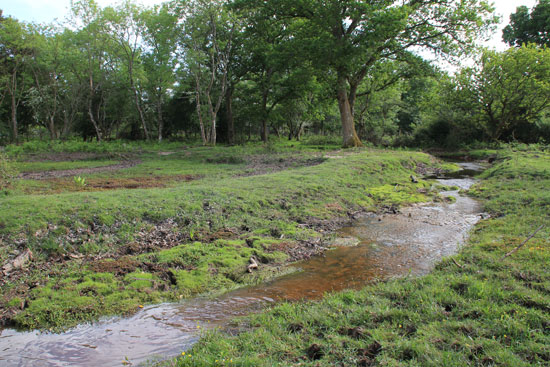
[6,297,23,308]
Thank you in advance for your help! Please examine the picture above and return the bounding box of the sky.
[0,0,165,24]
[0,0,540,51]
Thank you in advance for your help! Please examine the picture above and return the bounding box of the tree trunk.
[157,97,164,142]
[10,90,17,143]
[261,118,268,143]
[195,87,207,145]
[337,75,362,148]
[88,99,102,142]
[48,116,57,140]
[271,123,280,138]
[210,114,217,145]
[261,89,269,142]
[62,109,71,138]
[225,86,234,145]
[132,87,150,141]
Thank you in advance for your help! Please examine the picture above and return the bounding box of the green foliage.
[73,176,86,187]
[412,46,550,147]
[1,0,500,147]
[457,45,550,141]
[503,0,550,47]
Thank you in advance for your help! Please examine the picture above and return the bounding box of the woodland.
[1,0,549,148]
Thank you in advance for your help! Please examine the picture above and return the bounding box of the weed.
[73,176,86,188]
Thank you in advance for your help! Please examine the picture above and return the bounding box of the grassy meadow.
[1,139,448,329]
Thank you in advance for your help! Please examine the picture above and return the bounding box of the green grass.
[14,160,119,172]
[10,237,290,329]
[173,148,550,367]
[0,140,451,330]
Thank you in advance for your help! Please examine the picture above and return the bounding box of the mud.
[0,163,485,367]
[237,154,327,177]
[84,175,197,190]
[22,152,115,162]
[18,160,141,180]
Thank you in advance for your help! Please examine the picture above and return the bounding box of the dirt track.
[17,160,141,180]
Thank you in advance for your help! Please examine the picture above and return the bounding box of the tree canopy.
[503,0,550,47]
[3,0,550,148]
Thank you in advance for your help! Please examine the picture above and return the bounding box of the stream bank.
[0,163,485,366]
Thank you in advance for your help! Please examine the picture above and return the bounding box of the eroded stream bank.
[0,163,485,367]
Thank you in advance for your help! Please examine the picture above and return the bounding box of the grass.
[0,139,449,330]
[9,237,290,329]
[13,160,119,173]
[173,147,550,366]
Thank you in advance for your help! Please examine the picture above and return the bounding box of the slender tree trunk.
[210,115,217,145]
[271,123,280,138]
[337,74,362,148]
[195,86,207,145]
[88,99,102,142]
[225,86,234,145]
[132,87,150,141]
[261,119,269,143]
[62,110,71,138]
[10,92,17,143]
[157,95,164,142]
[261,89,269,142]
[48,116,57,140]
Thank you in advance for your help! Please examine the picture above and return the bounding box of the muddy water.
[0,163,485,367]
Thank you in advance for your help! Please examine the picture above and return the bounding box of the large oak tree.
[234,0,496,147]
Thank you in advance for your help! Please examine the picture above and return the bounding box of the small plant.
[73,176,87,188]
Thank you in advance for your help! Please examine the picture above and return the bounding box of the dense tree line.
[1,0,549,147]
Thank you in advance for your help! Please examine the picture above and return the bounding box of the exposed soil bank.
[0,164,483,366]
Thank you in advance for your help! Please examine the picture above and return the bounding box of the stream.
[0,162,485,367]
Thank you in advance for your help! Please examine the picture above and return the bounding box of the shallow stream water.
[0,163,484,367]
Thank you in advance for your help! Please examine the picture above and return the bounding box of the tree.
[104,0,150,140]
[69,0,111,141]
[234,0,496,147]
[232,2,312,142]
[503,0,550,47]
[0,16,32,142]
[141,2,180,142]
[26,25,67,139]
[458,45,550,141]
[181,0,236,146]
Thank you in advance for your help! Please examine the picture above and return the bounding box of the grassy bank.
[0,141,447,329]
[174,148,549,366]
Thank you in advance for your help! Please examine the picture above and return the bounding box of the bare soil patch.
[18,160,141,180]
[23,152,113,162]
[237,154,327,177]
[84,175,197,190]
